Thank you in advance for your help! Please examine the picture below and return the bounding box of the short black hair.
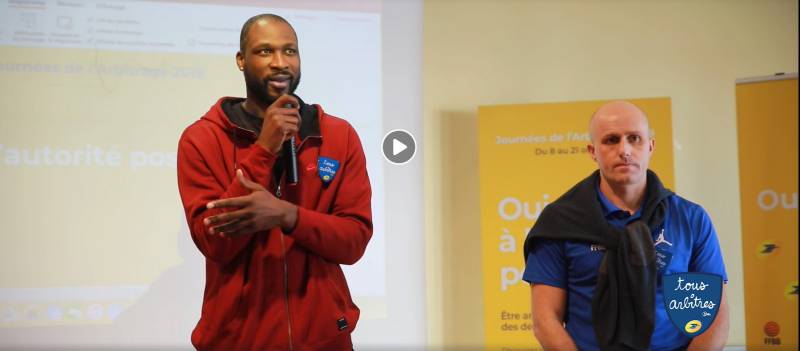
[239,14,293,52]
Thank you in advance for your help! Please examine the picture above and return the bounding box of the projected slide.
[0,0,406,347]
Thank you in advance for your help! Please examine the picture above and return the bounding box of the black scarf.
[523,170,673,351]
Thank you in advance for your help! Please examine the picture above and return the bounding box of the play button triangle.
[392,139,407,155]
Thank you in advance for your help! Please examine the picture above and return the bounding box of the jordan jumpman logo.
[654,229,672,247]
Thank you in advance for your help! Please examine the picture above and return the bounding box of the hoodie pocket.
[294,262,352,345]
[195,266,248,349]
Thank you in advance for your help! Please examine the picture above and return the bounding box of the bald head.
[239,14,296,52]
[589,100,651,143]
[586,100,655,189]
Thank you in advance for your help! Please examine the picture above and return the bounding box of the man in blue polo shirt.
[522,101,729,351]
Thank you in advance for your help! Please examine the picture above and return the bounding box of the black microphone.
[284,103,299,185]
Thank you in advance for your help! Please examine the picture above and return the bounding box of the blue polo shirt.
[523,186,727,351]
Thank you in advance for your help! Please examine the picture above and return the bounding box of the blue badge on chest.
[317,157,340,184]
[663,273,723,338]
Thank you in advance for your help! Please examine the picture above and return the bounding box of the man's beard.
[244,70,301,106]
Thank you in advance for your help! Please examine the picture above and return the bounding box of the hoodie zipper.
[275,135,318,351]
[279,232,294,351]
[276,172,294,351]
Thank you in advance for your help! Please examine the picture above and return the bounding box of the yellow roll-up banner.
[478,98,674,349]
[736,75,798,350]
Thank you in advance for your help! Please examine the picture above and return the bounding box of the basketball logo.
[764,321,780,337]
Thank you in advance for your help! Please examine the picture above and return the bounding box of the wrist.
[280,201,298,233]
[256,138,281,154]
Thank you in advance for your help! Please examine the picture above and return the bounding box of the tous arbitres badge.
[317,156,339,184]
[663,273,723,338]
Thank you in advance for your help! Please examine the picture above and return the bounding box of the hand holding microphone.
[256,94,301,185]
[256,94,300,155]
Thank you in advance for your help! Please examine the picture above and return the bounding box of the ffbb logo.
[763,321,781,346]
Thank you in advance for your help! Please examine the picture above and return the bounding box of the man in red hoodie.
[177,14,372,350]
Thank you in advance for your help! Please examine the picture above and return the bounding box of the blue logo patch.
[663,273,723,338]
[317,157,340,184]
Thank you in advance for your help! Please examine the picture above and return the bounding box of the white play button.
[382,129,416,165]
[392,139,408,155]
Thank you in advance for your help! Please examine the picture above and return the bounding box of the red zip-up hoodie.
[177,97,372,350]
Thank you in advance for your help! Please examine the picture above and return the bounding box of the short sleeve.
[689,206,728,282]
[523,238,568,288]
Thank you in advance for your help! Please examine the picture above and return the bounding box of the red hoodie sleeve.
[288,125,373,265]
[177,126,278,265]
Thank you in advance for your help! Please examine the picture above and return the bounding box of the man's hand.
[204,169,298,236]
[257,94,301,154]
[531,284,579,351]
